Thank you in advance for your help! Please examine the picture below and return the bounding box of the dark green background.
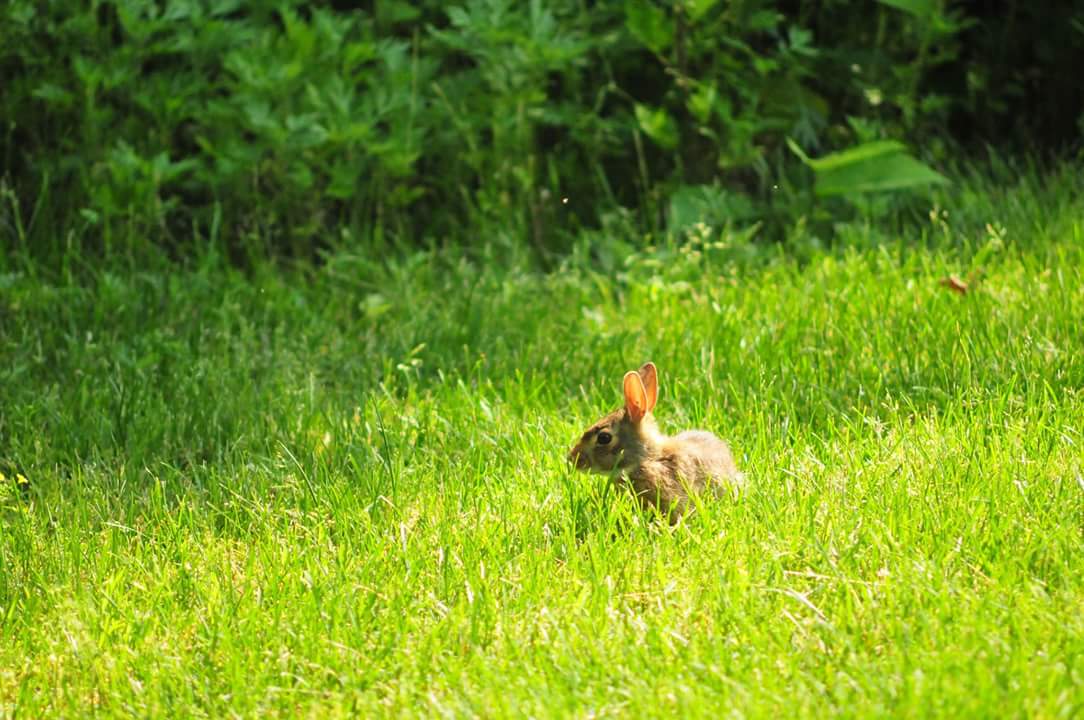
[2,0,1081,262]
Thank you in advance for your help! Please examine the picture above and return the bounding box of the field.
[1,167,1083,717]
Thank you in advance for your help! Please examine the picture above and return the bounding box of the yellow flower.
[16,473,28,486]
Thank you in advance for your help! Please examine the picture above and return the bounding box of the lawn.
[1,167,1082,717]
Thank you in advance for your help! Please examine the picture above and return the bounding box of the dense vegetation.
[2,0,1082,261]
[2,166,1083,716]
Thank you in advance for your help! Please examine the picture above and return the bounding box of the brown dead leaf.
[939,275,969,294]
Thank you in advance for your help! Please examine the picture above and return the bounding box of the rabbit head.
[568,362,662,473]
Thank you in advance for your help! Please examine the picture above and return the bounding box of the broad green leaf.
[31,83,74,107]
[748,9,782,31]
[688,84,717,123]
[634,103,679,149]
[875,0,936,18]
[789,139,949,196]
[7,1,36,24]
[376,0,421,24]
[796,140,907,172]
[683,0,719,22]
[625,0,674,54]
[814,152,948,196]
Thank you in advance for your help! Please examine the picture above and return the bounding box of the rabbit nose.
[568,446,589,470]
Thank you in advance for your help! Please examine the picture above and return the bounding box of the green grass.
[2,165,1083,718]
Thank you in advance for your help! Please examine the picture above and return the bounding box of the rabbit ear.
[623,370,649,423]
[637,362,658,412]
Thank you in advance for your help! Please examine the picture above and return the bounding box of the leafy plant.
[787,138,948,197]
[0,0,1080,262]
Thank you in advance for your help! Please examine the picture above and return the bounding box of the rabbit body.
[568,363,742,521]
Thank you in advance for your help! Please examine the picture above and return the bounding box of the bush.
[1,0,1081,262]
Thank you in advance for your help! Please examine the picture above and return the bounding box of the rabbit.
[567,362,743,521]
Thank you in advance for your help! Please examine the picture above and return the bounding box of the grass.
[1,164,1083,717]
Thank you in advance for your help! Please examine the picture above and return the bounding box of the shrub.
[1,0,1080,263]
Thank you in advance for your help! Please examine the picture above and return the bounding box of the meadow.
[1,165,1083,717]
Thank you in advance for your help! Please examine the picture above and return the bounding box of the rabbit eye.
[596,431,612,446]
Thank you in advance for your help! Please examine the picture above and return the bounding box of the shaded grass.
[1,166,1083,717]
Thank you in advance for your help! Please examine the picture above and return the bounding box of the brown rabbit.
[567,362,743,521]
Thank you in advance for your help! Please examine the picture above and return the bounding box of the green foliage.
[788,139,948,196]
[1,167,1083,716]
[0,1,1081,260]
[625,0,675,54]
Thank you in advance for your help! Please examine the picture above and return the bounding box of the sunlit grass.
[1,168,1082,717]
